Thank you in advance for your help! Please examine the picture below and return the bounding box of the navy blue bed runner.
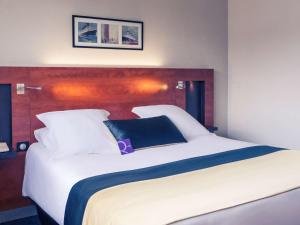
[64,146,284,225]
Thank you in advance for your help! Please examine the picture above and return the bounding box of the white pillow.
[34,128,51,147]
[36,109,119,158]
[132,105,210,140]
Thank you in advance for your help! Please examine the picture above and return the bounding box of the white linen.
[34,128,49,146]
[132,105,210,140]
[36,109,119,158]
[23,134,255,225]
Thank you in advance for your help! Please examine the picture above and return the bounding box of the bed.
[23,133,300,225]
[17,68,300,225]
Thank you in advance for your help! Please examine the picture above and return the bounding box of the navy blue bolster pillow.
[104,115,187,149]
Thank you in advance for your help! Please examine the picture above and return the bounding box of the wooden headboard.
[0,67,214,148]
[0,67,213,211]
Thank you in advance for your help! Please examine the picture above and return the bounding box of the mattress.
[172,188,300,225]
[23,134,299,225]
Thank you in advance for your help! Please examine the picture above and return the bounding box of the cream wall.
[228,0,300,148]
[0,0,228,135]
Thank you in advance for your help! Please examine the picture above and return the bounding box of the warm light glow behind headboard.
[131,79,168,94]
[52,83,97,100]
[51,79,169,100]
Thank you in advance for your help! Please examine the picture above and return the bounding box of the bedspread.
[64,146,300,225]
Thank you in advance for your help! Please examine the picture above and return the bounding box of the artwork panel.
[122,25,139,45]
[78,22,98,43]
[101,24,119,44]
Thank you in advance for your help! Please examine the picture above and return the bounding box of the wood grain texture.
[0,68,30,150]
[0,152,31,211]
[0,67,214,210]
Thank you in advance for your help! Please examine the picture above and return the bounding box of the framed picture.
[72,15,143,50]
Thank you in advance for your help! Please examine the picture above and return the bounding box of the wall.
[0,0,228,135]
[228,0,300,148]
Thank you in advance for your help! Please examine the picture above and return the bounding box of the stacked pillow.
[34,105,210,158]
[35,109,119,159]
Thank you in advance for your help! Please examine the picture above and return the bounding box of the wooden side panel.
[0,68,30,149]
[0,67,214,210]
[0,68,31,210]
[0,153,31,211]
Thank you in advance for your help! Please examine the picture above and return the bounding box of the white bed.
[23,134,300,225]
[23,134,255,224]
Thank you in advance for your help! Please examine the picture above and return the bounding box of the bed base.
[33,188,300,225]
[35,203,59,225]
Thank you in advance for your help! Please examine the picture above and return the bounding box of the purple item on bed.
[118,139,134,155]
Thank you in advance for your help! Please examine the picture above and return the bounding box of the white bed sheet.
[22,134,256,225]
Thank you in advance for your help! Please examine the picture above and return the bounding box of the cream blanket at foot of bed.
[82,150,300,225]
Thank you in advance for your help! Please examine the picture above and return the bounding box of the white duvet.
[22,134,256,225]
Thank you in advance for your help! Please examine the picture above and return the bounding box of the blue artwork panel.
[78,22,97,43]
[122,25,139,45]
[0,84,12,148]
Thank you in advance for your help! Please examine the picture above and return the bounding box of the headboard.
[0,67,214,148]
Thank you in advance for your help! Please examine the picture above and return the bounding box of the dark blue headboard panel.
[185,81,205,125]
[0,84,12,148]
